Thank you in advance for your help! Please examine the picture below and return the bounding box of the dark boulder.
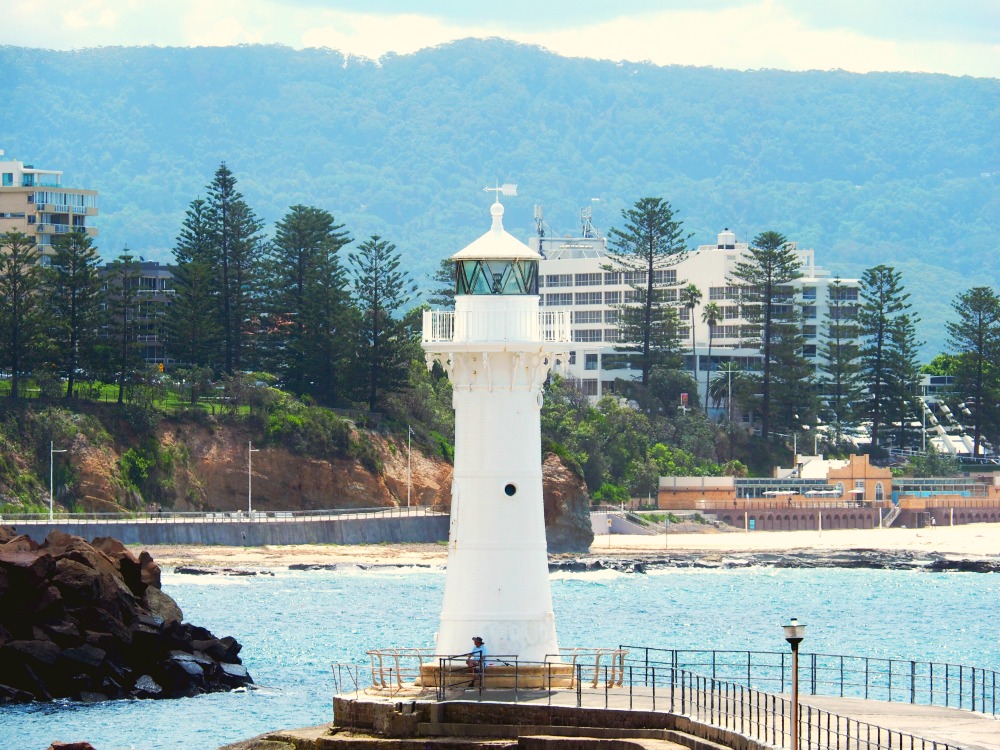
[0,533,253,703]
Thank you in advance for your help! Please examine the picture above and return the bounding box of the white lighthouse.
[422,194,570,662]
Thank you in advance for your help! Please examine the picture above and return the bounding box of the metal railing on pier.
[621,647,998,716]
[2,505,447,525]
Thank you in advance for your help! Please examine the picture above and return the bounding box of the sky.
[3,0,998,78]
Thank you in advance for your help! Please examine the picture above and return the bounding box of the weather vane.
[483,182,517,201]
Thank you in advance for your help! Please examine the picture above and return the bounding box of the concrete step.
[518,737,684,750]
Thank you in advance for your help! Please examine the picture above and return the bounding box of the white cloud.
[3,0,997,78]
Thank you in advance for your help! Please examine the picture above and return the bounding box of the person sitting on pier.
[466,636,486,686]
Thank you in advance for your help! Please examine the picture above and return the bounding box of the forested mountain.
[1,39,997,353]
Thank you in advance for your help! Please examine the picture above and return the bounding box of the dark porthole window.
[504,483,517,497]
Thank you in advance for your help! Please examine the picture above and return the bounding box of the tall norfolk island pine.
[45,230,104,398]
[857,265,915,451]
[349,235,418,413]
[0,230,43,399]
[206,163,265,374]
[605,197,690,388]
[165,198,222,371]
[266,205,354,405]
[947,287,1000,457]
[728,231,804,445]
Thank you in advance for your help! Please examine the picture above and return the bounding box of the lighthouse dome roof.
[451,201,542,261]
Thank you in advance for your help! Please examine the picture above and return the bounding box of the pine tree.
[887,312,923,448]
[205,163,265,373]
[605,197,691,386]
[43,230,103,397]
[427,257,456,308]
[0,231,43,398]
[819,278,863,440]
[164,198,222,370]
[103,251,143,404]
[857,265,913,450]
[729,230,804,443]
[348,235,419,412]
[946,287,1000,457]
[266,205,353,403]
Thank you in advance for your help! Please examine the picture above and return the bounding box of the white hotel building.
[532,220,860,413]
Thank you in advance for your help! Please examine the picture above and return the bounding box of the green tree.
[164,198,222,370]
[819,278,863,438]
[266,205,353,403]
[858,265,913,450]
[427,257,456,308]
[0,231,44,398]
[348,235,419,412]
[44,230,104,398]
[886,312,923,448]
[205,163,265,373]
[701,301,721,407]
[605,197,691,387]
[946,287,1000,457]
[729,230,804,444]
[103,251,143,404]
[680,283,702,385]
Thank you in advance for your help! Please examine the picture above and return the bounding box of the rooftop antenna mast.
[534,204,545,238]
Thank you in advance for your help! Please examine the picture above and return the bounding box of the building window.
[573,330,602,342]
[802,306,816,318]
[724,305,740,319]
[623,271,647,285]
[603,329,620,342]
[581,379,598,396]
[604,309,619,324]
[546,293,572,306]
[604,272,622,285]
[545,274,573,288]
[652,269,677,285]
[604,291,621,305]
[802,344,817,358]
[1,173,12,187]
[575,292,602,305]
[574,310,602,324]
[585,353,598,371]
[575,272,602,286]
[875,482,884,502]
[802,286,817,300]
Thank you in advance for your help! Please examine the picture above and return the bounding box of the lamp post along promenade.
[422,190,569,663]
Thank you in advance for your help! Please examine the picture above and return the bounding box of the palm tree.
[701,301,721,408]
[680,283,702,386]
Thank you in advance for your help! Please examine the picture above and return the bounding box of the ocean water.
[4,565,999,750]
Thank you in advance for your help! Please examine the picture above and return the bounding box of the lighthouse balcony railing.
[423,309,570,345]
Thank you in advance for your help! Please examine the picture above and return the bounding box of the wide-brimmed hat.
[472,636,483,642]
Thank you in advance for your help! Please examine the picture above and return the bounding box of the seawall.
[8,514,449,546]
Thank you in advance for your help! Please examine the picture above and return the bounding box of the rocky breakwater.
[0,527,253,703]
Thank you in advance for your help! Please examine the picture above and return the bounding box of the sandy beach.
[139,522,1000,569]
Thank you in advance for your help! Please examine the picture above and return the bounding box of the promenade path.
[395,685,1000,750]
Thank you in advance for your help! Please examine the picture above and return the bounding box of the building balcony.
[36,223,98,237]
[423,309,570,346]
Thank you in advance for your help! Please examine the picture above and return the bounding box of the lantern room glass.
[456,259,538,295]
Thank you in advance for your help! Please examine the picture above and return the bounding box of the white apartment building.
[0,149,99,264]
[532,219,859,415]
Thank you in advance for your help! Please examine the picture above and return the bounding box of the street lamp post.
[406,425,413,508]
[248,440,260,514]
[49,441,67,521]
[783,618,807,750]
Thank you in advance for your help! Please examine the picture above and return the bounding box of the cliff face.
[1,408,591,552]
